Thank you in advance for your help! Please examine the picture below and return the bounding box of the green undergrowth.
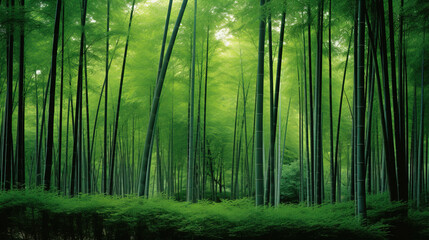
[0,190,427,240]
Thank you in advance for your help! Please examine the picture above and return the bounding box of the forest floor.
[0,190,428,240]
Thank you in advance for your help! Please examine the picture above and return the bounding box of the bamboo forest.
[1,0,429,239]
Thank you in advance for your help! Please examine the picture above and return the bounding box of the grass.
[0,190,428,239]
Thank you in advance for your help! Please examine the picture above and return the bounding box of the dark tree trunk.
[376,0,399,201]
[109,0,136,195]
[328,0,334,203]
[103,0,110,195]
[203,24,209,199]
[356,0,367,219]
[387,0,407,202]
[314,0,324,205]
[57,0,65,191]
[3,0,15,191]
[71,0,88,196]
[139,0,188,196]
[186,0,197,203]
[255,0,266,206]
[307,3,315,204]
[44,0,62,191]
[16,0,25,189]
[231,81,240,199]
[84,51,91,193]
[334,27,353,204]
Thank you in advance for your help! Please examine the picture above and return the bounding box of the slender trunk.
[365,18,376,196]
[203,24,209,199]
[235,119,244,199]
[271,2,286,206]
[314,0,324,205]
[416,25,425,208]
[71,0,88,196]
[398,0,407,200]
[65,96,70,193]
[4,0,15,190]
[138,0,188,196]
[231,81,240,199]
[34,74,39,188]
[194,52,203,200]
[255,0,266,206]
[37,75,50,187]
[156,128,163,193]
[356,0,367,219]
[334,28,353,203]
[103,0,110,194]
[328,0,335,203]
[297,54,303,203]
[239,51,251,198]
[281,98,291,200]
[387,0,407,202]
[365,41,375,195]
[16,0,25,189]
[267,0,275,206]
[186,0,197,203]
[108,0,136,195]
[366,6,393,200]
[44,0,62,191]
[143,0,175,196]
[307,3,315,203]
[376,0,399,201]
[84,51,91,193]
[58,0,65,191]
[302,21,311,205]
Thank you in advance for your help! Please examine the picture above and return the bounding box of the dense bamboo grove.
[0,0,428,228]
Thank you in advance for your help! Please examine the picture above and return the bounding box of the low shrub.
[0,190,427,239]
